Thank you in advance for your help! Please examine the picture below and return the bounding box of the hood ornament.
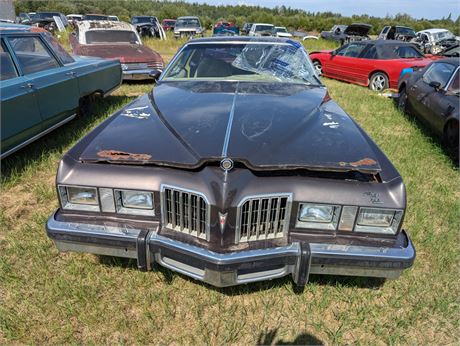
[220,158,234,172]
[218,212,228,232]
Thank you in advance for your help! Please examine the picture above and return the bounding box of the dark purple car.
[46,37,415,288]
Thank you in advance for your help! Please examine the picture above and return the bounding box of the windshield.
[176,18,200,28]
[35,12,59,20]
[255,25,274,32]
[396,27,416,36]
[162,42,320,85]
[132,17,156,24]
[433,31,455,41]
[275,27,287,33]
[83,15,109,20]
[85,30,140,44]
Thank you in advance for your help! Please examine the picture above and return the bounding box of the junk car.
[378,25,416,42]
[310,40,435,91]
[213,21,239,36]
[0,23,121,159]
[174,16,204,39]
[414,29,460,55]
[69,20,164,80]
[320,23,371,45]
[397,58,459,155]
[161,19,176,32]
[131,16,166,40]
[46,37,415,288]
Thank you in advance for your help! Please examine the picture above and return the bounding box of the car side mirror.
[429,81,441,90]
[150,70,161,81]
[330,50,337,56]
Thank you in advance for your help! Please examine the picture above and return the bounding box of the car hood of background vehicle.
[76,44,161,63]
[344,23,372,36]
[78,81,381,174]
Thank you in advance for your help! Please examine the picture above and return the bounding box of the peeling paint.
[121,106,151,120]
[97,150,152,161]
[322,121,339,129]
[340,158,378,167]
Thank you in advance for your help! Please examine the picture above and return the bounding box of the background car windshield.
[35,12,58,19]
[83,15,108,20]
[433,31,455,40]
[275,28,287,33]
[422,62,456,87]
[176,18,199,27]
[132,17,155,24]
[397,27,416,36]
[86,30,140,44]
[255,25,273,32]
[163,43,319,85]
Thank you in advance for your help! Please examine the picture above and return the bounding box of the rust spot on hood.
[339,158,377,167]
[97,150,152,161]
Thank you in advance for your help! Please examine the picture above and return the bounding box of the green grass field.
[1,37,459,345]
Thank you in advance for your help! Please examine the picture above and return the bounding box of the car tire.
[313,60,322,76]
[397,87,408,113]
[369,72,389,92]
[77,94,97,117]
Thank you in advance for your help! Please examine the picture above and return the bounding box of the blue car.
[0,23,122,159]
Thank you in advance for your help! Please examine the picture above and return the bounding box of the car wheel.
[369,72,389,92]
[77,93,97,117]
[313,61,323,76]
[397,87,408,113]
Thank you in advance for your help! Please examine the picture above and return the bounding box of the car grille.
[161,186,209,240]
[236,194,291,242]
[147,61,164,70]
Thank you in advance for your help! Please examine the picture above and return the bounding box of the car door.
[423,66,459,134]
[0,39,42,158]
[409,62,457,128]
[7,34,80,130]
[379,26,390,39]
[326,43,368,83]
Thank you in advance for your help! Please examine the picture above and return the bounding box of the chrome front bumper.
[122,69,162,80]
[46,211,415,287]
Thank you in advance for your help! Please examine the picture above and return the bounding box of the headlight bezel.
[114,189,155,216]
[58,185,100,212]
[296,203,342,231]
[354,207,403,235]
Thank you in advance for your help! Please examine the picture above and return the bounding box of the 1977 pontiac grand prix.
[46,37,415,287]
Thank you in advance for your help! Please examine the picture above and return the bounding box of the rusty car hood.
[78,81,382,174]
[75,44,162,63]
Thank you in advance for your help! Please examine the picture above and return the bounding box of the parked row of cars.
[320,22,460,55]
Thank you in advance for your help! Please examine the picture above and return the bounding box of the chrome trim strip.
[1,113,76,159]
[221,83,238,157]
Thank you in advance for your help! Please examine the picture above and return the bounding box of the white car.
[273,26,292,38]
[248,23,274,36]
[415,28,460,54]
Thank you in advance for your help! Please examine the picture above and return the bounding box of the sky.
[185,0,460,20]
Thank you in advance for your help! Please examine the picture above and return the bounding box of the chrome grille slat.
[237,194,291,243]
[162,186,209,240]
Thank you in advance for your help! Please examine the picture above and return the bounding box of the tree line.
[14,0,460,35]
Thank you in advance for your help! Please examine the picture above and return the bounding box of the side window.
[362,45,377,59]
[381,26,389,34]
[423,63,456,88]
[447,69,459,93]
[335,44,349,56]
[8,36,60,75]
[338,43,366,57]
[42,33,74,64]
[0,41,18,81]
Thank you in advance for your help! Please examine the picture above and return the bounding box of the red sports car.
[161,19,176,31]
[309,40,436,91]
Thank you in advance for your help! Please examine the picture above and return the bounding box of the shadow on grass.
[1,95,131,183]
[257,328,323,345]
[98,256,385,294]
